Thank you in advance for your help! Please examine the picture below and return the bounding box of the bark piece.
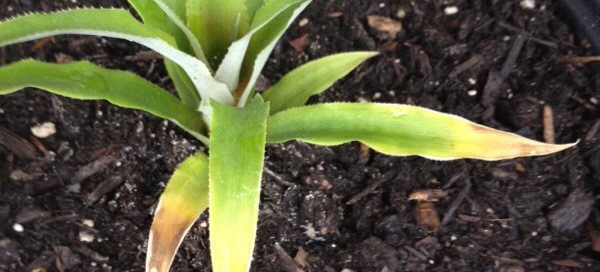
[548,189,595,231]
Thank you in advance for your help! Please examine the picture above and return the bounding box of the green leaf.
[209,97,269,272]
[0,8,233,105]
[214,0,306,92]
[150,0,208,64]
[245,0,266,21]
[186,0,250,69]
[164,60,201,109]
[266,103,577,160]
[0,59,207,144]
[126,1,201,107]
[237,0,311,106]
[147,152,209,272]
[127,0,191,52]
[263,52,378,114]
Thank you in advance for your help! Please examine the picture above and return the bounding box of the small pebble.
[82,219,95,228]
[531,231,538,236]
[590,97,598,104]
[12,223,24,233]
[31,122,56,138]
[378,2,385,8]
[444,6,459,15]
[305,223,317,239]
[0,108,4,114]
[79,231,95,242]
[199,221,208,228]
[298,18,309,27]
[450,235,458,241]
[520,0,535,10]
[467,90,478,96]
[468,78,477,85]
[396,9,407,18]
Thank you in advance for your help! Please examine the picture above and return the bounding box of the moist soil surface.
[1,0,600,271]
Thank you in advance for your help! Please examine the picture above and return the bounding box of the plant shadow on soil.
[1,0,600,271]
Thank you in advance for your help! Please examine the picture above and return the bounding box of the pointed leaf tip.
[146,153,209,272]
[266,103,577,161]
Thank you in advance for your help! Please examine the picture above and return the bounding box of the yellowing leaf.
[146,153,209,272]
[266,103,577,160]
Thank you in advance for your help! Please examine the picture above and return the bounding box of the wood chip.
[552,259,583,268]
[0,125,39,160]
[30,37,55,52]
[542,105,555,144]
[346,180,384,205]
[491,256,524,266]
[84,176,123,206]
[482,34,527,107]
[585,119,600,141]
[274,243,304,272]
[548,188,595,231]
[458,213,481,222]
[415,201,441,231]
[293,247,309,268]
[358,144,371,164]
[409,189,448,202]
[366,15,402,40]
[72,154,117,183]
[29,136,50,157]
[289,34,311,53]
[327,11,343,18]
[442,181,472,225]
[587,222,600,253]
[570,55,600,65]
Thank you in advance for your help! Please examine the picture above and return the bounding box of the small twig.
[0,125,39,160]
[571,56,600,64]
[84,176,123,206]
[482,34,527,106]
[404,246,428,261]
[346,180,384,205]
[585,119,600,141]
[274,243,304,272]
[29,136,50,157]
[442,179,472,225]
[71,154,117,183]
[543,105,555,144]
[263,167,296,187]
[497,21,558,48]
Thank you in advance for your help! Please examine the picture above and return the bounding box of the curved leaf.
[0,59,207,144]
[0,8,233,105]
[127,0,189,52]
[150,0,208,64]
[164,60,201,109]
[186,0,249,69]
[237,0,310,106]
[147,152,209,272]
[263,52,378,114]
[215,0,306,92]
[127,1,203,107]
[266,103,577,160]
[209,97,269,272]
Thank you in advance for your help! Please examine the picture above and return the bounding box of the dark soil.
[1,0,600,271]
